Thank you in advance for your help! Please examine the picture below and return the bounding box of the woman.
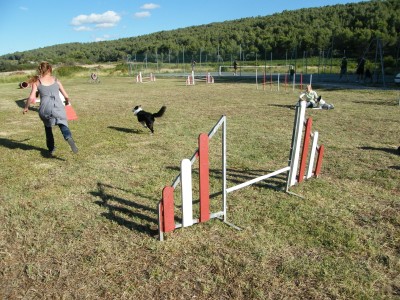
[298,85,334,109]
[299,84,319,108]
[23,61,78,155]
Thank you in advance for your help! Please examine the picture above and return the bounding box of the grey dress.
[37,78,68,127]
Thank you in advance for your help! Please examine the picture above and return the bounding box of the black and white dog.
[132,105,166,133]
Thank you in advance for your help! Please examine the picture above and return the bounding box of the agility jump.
[158,100,324,241]
[89,72,100,84]
[19,81,29,89]
[136,72,156,83]
[257,71,313,92]
[186,71,214,85]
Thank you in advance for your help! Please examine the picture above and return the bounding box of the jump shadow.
[90,182,159,236]
[353,100,398,106]
[15,98,39,112]
[0,137,65,160]
[108,126,141,134]
[267,104,296,109]
[359,146,399,155]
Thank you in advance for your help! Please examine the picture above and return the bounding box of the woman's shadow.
[0,137,65,160]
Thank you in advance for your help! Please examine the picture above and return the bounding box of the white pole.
[292,73,295,91]
[277,73,280,92]
[288,101,306,186]
[256,69,258,89]
[226,166,290,194]
[307,132,319,179]
[222,116,227,222]
[181,159,193,227]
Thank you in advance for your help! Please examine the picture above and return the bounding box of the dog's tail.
[153,106,166,118]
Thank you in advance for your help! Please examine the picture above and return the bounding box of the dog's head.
[132,105,142,115]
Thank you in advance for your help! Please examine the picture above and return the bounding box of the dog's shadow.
[0,137,65,160]
[90,182,159,236]
[108,126,142,134]
[359,146,399,155]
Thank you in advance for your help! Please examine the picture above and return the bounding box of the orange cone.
[65,104,78,121]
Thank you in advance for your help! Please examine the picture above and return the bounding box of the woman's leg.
[44,125,55,152]
[58,124,72,140]
[58,124,78,153]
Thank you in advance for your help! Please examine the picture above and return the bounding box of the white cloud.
[71,10,121,27]
[95,34,111,42]
[140,3,160,10]
[95,23,116,28]
[19,6,28,11]
[73,26,93,32]
[134,11,151,18]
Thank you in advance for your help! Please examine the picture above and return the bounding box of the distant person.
[191,60,196,71]
[289,66,295,80]
[356,57,365,82]
[23,61,78,155]
[339,56,348,81]
[364,68,373,83]
[233,60,238,75]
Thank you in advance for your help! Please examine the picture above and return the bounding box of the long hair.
[27,61,52,84]
[37,61,52,77]
[27,75,39,84]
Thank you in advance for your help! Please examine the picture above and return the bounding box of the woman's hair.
[37,61,52,77]
[26,61,52,84]
[27,75,39,84]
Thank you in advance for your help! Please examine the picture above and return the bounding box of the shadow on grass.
[15,98,39,112]
[108,126,142,134]
[359,146,399,155]
[0,137,65,160]
[91,182,158,236]
[213,76,260,84]
[267,104,296,109]
[166,166,287,191]
[353,100,398,106]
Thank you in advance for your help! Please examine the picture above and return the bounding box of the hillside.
[1,0,399,72]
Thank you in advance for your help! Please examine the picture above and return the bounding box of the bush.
[54,65,88,77]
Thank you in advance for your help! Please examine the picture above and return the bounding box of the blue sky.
[0,0,366,56]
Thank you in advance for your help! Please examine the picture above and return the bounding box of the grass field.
[0,76,399,299]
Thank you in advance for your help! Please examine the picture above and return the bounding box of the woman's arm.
[58,81,70,104]
[23,83,38,114]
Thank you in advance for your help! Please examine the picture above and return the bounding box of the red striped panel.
[315,145,325,177]
[198,133,210,222]
[162,186,175,232]
[298,118,312,183]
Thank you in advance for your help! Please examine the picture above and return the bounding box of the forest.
[0,0,399,72]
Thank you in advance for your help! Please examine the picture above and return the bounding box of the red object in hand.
[65,104,78,120]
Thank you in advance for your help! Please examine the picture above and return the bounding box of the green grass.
[0,75,399,299]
